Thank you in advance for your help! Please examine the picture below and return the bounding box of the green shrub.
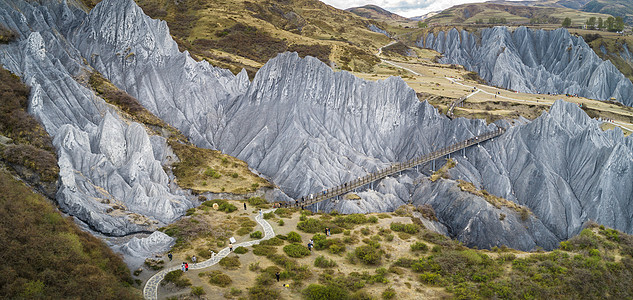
[368,216,379,223]
[204,167,221,178]
[382,287,396,299]
[396,258,417,270]
[284,244,311,258]
[163,270,192,287]
[191,286,205,296]
[298,218,324,233]
[202,199,237,213]
[186,208,196,216]
[253,245,277,256]
[288,231,302,243]
[248,197,268,208]
[250,231,263,239]
[219,255,241,269]
[248,285,280,299]
[329,244,345,255]
[260,237,284,246]
[230,287,242,296]
[237,227,253,235]
[278,219,285,226]
[248,262,260,272]
[354,245,382,265]
[411,242,429,252]
[234,246,248,254]
[275,208,293,218]
[390,222,404,232]
[384,234,394,242]
[419,272,442,285]
[314,255,338,268]
[344,214,367,224]
[219,202,237,213]
[208,270,232,287]
[263,212,275,219]
[302,284,349,300]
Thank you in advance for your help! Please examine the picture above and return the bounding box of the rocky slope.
[0,0,193,237]
[2,0,632,253]
[420,26,633,106]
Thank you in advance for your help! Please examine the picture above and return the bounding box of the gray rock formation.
[70,0,249,149]
[412,178,560,250]
[420,26,633,106]
[368,24,391,38]
[450,100,633,242]
[115,231,175,267]
[2,0,632,253]
[0,0,193,236]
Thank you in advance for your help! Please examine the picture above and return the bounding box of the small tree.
[615,16,625,31]
[586,17,596,28]
[598,17,604,29]
[417,21,427,28]
[562,17,572,28]
[605,16,615,31]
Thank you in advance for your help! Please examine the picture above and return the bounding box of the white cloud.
[320,0,489,18]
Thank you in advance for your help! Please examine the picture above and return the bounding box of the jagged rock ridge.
[420,26,633,106]
[0,0,193,237]
[1,0,632,253]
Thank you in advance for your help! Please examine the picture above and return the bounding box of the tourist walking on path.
[185,263,189,271]
[192,255,197,263]
[276,272,280,282]
[181,262,186,272]
[168,252,172,261]
[259,209,262,217]
[229,242,233,252]
[244,203,247,210]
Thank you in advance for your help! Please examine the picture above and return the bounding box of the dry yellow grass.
[169,143,272,194]
[457,179,527,215]
[430,159,456,182]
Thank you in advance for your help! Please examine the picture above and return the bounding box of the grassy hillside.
[0,68,58,197]
[150,198,633,299]
[582,0,633,23]
[346,5,408,22]
[126,0,389,76]
[569,29,633,83]
[0,168,140,299]
[426,3,611,25]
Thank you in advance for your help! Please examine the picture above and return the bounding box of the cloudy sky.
[320,0,489,18]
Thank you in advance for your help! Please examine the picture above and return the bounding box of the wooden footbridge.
[284,127,505,209]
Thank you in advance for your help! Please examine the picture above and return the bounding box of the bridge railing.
[285,127,505,207]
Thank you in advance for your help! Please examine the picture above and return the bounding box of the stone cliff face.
[70,0,249,150]
[2,0,632,253]
[0,0,193,236]
[420,27,633,106]
[217,52,494,198]
[451,100,633,241]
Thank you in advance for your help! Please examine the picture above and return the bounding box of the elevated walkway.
[287,127,505,208]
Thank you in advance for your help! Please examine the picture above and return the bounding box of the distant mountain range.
[487,0,632,23]
[348,0,632,24]
[345,4,408,21]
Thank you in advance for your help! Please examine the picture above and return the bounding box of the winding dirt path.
[142,208,276,300]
